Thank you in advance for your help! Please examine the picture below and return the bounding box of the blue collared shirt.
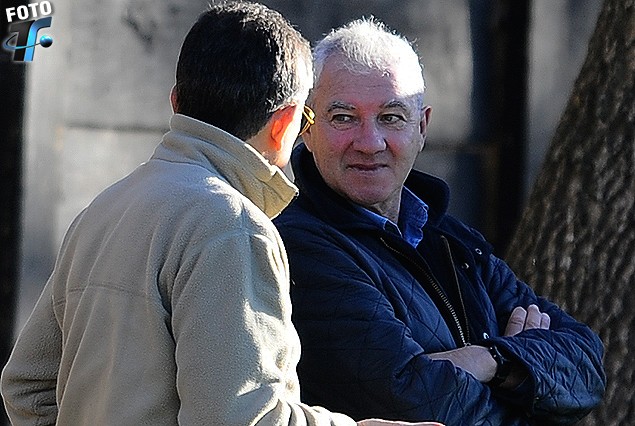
[356,187,429,248]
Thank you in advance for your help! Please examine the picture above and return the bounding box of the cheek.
[403,131,425,155]
[306,127,349,156]
[391,138,423,171]
[302,131,316,152]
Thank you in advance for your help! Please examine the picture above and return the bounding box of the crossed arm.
[427,304,551,387]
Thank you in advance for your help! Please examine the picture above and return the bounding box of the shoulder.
[274,196,314,229]
[274,197,348,246]
[99,160,277,244]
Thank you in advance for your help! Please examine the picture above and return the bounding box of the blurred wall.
[15,0,601,332]
[527,0,603,191]
[18,0,210,329]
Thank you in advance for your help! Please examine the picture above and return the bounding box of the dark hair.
[174,1,311,140]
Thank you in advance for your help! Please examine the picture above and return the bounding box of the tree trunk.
[505,0,635,424]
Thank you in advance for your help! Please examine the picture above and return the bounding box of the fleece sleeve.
[1,278,61,426]
[169,226,356,426]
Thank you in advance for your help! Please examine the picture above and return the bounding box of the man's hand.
[427,345,497,382]
[505,304,551,336]
[427,304,551,386]
[357,420,444,426]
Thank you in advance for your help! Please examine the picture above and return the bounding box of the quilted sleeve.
[280,222,526,425]
[483,256,606,425]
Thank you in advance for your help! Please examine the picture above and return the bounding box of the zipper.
[440,235,471,344]
[380,237,468,347]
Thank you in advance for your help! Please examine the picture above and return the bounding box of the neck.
[367,196,401,224]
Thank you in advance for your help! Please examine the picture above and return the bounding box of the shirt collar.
[356,187,428,248]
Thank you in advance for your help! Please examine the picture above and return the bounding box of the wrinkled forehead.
[312,56,424,109]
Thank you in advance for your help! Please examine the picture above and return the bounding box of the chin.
[350,193,389,208]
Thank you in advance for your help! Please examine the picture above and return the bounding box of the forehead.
[313,58,421,111]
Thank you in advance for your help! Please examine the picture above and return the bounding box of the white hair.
[313,18,426,103]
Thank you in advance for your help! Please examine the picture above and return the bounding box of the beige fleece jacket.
[1,114,356,426]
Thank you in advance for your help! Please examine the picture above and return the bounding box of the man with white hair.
[275,18,605,425]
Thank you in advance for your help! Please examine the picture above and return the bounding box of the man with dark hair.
[0,4,439,425]
[173,2,310,142]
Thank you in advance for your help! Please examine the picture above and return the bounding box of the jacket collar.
[291,143,451,230]
[153,114,298,218]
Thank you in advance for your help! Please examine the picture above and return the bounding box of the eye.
[331,114,354,124]
[329,113,357,130]
[379,113,407,126]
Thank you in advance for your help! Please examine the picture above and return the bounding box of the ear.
[170,86,178,113]
[418,105,432,151]
[269,104,298,151]
[419,105,432,135]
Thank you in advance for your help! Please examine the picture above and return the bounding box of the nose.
[352,119,386,154]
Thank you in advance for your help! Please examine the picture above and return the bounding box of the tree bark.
[506,0,635,424]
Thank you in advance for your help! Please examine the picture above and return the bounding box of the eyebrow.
[383,100,409,110]
[326,99,410,113]
[326,101,355,113]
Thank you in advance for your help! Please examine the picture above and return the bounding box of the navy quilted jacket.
[274,144,605,426]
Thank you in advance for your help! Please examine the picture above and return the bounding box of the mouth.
[348,163,387,172]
